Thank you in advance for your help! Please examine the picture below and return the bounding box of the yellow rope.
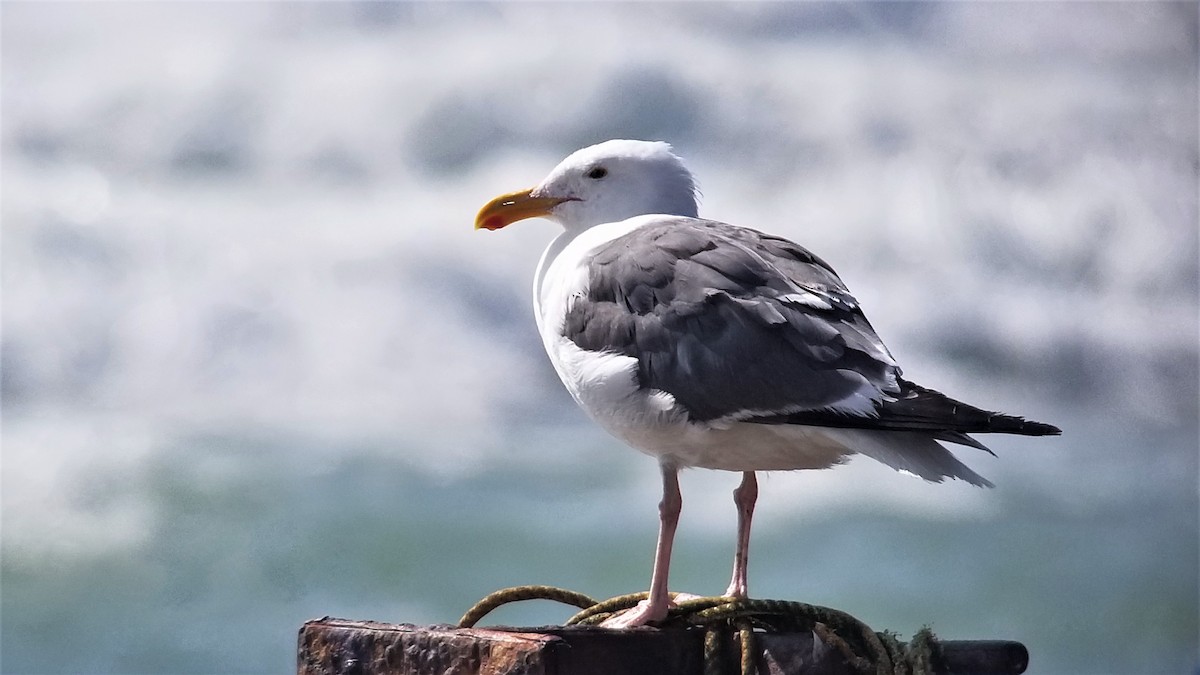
[458,585,938,675]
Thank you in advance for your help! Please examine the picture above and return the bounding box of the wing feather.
[562,217,1062,440]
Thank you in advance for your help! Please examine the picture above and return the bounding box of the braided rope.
[458,585,938,675]
[458,585,597,628]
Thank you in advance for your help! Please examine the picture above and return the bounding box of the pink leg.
[601,463,682,628]
[723,471,758,598]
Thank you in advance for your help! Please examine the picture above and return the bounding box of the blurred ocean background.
[2,3,1197,674]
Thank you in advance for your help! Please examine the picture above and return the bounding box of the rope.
[458,585,940,675]
[458,585,597,629]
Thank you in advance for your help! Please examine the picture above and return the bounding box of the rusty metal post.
[298,617,1028,675]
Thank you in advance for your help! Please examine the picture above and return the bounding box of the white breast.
[533,217,674,431]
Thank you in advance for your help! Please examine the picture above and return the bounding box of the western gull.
[475,139,1060,628]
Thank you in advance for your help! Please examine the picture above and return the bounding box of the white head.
[476,140,699,233]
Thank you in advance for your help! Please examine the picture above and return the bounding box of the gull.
[475,139,1059,628]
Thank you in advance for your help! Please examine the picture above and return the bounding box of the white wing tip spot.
[779,293,832,310]
[647,390,679,413]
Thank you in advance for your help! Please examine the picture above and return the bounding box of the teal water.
[3,413,1196,673]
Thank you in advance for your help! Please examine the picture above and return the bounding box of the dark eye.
[586,166,607,180]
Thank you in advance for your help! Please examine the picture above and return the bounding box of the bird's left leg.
[723,471,758,598]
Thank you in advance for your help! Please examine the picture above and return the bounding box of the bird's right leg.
[600,462,681,628]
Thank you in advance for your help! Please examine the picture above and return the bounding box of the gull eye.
[585,166,607,180]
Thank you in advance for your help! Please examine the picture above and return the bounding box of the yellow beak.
[474,188,572,231]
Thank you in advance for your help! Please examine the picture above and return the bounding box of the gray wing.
[563,218,900,423]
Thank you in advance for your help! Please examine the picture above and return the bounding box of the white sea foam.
[3,2,1195,536]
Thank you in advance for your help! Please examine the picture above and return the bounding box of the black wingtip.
[1025,420,1062,436]
[974,410,1060,437]
[998,417,1062,436]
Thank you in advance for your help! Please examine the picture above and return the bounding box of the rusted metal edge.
[299,618,566,675]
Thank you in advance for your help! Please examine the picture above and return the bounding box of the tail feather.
[763,380,1059,488]
[820,427,995,488]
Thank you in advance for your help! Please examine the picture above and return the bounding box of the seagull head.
[475,139,699,232]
